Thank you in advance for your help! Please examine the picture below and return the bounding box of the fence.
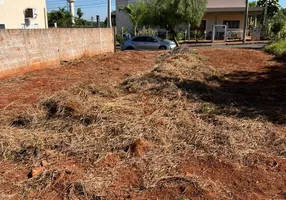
[0,28,114,78]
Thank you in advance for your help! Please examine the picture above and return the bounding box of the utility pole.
[96,15,100,28]
[262,0,268,38]
[243,0,249,43]
[91,16,94,27]
[107,0,112,28]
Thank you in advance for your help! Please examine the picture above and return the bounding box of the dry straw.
[0,49,284,199]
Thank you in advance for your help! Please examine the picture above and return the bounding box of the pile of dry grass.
[122,50,218,95]
[0,51,285,198]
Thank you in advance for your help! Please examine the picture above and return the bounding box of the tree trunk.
[133,24,137,36]
[169,25,176,40]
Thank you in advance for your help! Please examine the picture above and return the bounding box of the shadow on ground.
[177,64,286,124]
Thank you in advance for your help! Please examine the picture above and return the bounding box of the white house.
[116,0,263,39]
[0,0,48,29]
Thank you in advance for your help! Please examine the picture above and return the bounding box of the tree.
[48,7,90,28]
[77,8,84,19]
[269,9,286,39]
[75,8,89,26]
[271,21,285,35]
[48,7,73,27]
[282,8,286,15]
[144,0,207,35]
[249,1,257,7]
[257,0,281,19]
[120,1,148,36]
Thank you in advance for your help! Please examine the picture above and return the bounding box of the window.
[223,21,240,29]
[146,37,157,43]
[0,0,3,4]
[0,24,5,29]
[132,37,143,42]
[132,36,158,42]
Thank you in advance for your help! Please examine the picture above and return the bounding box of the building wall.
[204,12,245,32]
[116,0,134,34]
[0,28,114,78]
[0,0,48,29]
[207,0,245,8]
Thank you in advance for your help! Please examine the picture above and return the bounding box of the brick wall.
[0,28,114,78]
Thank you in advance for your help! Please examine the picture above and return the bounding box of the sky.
[46,0,116,21]
[46,0,286,21]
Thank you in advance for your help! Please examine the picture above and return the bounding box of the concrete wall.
[0,28,114,77]
[0,0,48,29]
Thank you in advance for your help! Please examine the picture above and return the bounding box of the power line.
[48,4,116,11]
[46,0,115,5]
[46,0,117,20]
[47,0,116,10]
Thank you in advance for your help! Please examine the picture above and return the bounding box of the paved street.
[187,43,266,49]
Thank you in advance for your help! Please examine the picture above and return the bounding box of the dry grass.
[0,50,285,199]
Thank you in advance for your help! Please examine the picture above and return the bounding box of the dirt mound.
[122,51,218,96]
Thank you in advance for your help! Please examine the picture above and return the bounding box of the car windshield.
[132,37,142,42]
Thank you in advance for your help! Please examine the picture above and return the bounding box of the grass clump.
[264,39,286,60]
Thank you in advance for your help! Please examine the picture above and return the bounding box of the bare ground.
[0,51,158,111]
[0,48,285,200]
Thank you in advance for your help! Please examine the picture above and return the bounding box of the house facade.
[0,0,48,29]
[203,0,262,39]
[116,0,263,39]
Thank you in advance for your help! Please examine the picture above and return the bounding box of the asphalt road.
[189,43,266,49]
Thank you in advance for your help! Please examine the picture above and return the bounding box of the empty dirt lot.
[0,51,158,111]
[0,48,285,200]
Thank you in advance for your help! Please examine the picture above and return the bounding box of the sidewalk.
[180,40,269,47]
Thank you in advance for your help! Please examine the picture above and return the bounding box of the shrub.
[281,23,286,39]
[116,35,125,44]
[137,27,157,36]
[191,30,202,41]
[120,27,128,36]
[175,31,186,40]
[271,21,285,35]
[264,39,286,60]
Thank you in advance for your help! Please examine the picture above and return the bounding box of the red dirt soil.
[1,49,286,200]
[0,51,158,111]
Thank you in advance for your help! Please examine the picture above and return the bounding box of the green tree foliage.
[282,8,286,15]
[75,8,89,26]
[271,21,285,35]
[120,1,148,36]
[144,0,207,32]
[77,8,84,19]
[270,9,286,39]
[48,7,72,27]
[48,7,90,28]
[257,0,281,19]
[249,1,257,7]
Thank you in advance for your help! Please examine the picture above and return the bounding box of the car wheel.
[159,46,167,50]
[126,46,134,50]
